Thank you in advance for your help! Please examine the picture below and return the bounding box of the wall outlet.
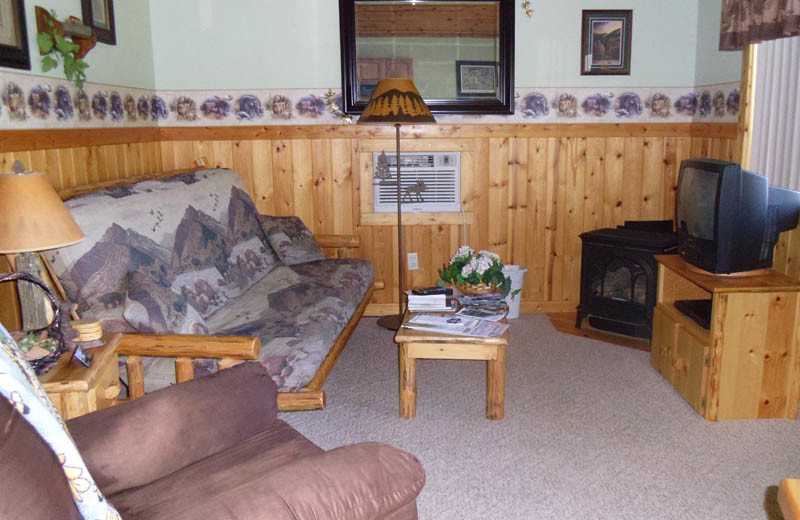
[407,252,419,270]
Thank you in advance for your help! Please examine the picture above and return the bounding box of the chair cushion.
[204,259,374,390]
[0,323,120,519]
[258,215,325,265]
[109,431,424,520]
[108,419,323,516]
[0,397,82,520]
[68,362,279,496]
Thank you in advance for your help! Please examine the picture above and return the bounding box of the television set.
[675,158,800,274]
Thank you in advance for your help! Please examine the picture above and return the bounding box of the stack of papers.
[404,314,509,338]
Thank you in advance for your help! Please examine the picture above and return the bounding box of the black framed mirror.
[339,0,514,115]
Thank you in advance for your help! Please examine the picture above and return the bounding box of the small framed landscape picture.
[581,10,632,76]
[456,60,498,97]
[0,0,30,70]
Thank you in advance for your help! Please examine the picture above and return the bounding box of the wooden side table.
[394,313,509,420]
[39,333,121,420]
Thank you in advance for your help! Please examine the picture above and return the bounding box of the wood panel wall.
[0,123,737,317]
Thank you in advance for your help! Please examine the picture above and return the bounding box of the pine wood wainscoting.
[0,123,737,325]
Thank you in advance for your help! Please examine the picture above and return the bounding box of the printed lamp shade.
[0,172,84,253]
[358,78,436,125]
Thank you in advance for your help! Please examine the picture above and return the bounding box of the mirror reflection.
[354,1,501,101]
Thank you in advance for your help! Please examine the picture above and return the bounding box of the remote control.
[412,286,453,296]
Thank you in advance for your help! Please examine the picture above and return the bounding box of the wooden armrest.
[277,390,326,411]
[117,333,260,360]
[780,479,800,520]
[315,234,360,249]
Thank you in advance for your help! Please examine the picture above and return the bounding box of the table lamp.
[358,78,436,330]
[0,169,84,330]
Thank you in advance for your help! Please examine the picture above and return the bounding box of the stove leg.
[575,310,586,329]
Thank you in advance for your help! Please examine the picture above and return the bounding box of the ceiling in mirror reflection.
[354,1,500,100]
[354,2,499,38]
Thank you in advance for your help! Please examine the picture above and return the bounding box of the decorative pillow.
[123,272,208,334]
[258,215,325,265]
[0,322,121,519]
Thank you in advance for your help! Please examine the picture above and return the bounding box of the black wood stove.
[576,221,677,339]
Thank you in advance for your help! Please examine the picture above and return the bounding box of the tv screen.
[676,158,800,274]
[677,166,719,241]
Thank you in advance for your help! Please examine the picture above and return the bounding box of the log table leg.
[398,343,417,419]
[486,345,506,420]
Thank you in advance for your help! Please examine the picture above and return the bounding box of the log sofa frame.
[54,161,373,412]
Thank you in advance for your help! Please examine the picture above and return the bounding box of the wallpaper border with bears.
[0,71,740,130]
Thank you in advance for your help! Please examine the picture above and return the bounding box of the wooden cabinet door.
[674,328,709,415]
[651,306,677,384]
[357,58,384,84]
[386,58,413,79]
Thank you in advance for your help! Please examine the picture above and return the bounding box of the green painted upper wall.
[695,0,742,85]
[148,0,740,91]
[1,1,740,92]
[148,0,341,91]
[518,0,698,88]
[0,0,155,89]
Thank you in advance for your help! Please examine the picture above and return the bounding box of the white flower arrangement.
[438,246,514,297]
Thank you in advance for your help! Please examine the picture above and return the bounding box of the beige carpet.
[280,314,799,520]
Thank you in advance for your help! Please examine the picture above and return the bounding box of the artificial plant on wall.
[36,7,93,88]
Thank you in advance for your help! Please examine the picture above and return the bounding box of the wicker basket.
[455,282,499,295]
[0,272,67,375]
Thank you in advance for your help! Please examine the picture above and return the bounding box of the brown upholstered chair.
[0,362,425,519]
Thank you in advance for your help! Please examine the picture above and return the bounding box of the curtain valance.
[720,0,800,50]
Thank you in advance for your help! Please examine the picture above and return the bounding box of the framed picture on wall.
[580,10,632,76]
[456,61,498,97]
[0,0,30,70]
[82,0,116,45]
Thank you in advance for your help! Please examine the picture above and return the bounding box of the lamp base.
[377,314,404,331]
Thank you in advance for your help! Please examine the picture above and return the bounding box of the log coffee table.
[393,311,509,420]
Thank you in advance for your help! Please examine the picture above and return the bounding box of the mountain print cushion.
[48,169,280,325]
[258,215,325,265]
[123,271,208,334]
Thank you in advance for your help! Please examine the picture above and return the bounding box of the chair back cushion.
[49,169,282,328]
[0,397,82,519]
[0,322,120,519]
[67,361,279,495]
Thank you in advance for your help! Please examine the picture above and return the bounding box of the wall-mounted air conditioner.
[372,151,461,213]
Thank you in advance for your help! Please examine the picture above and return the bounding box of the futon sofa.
[0,323,425,519]
[48,168,373,408]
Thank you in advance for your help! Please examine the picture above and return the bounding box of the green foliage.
[36,10,89,89]
[37,32,54,53]
[41,55,58,72]
[437,245,513,297]
[54,33,79,55]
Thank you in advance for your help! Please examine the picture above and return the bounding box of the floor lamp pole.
[377,123,404,330]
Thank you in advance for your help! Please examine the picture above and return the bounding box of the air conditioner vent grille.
[373,152,461,213]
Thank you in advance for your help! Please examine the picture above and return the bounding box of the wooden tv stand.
[651,255,800,420]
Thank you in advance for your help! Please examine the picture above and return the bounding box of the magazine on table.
[404,314,509,338]
[455,307,507,322]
